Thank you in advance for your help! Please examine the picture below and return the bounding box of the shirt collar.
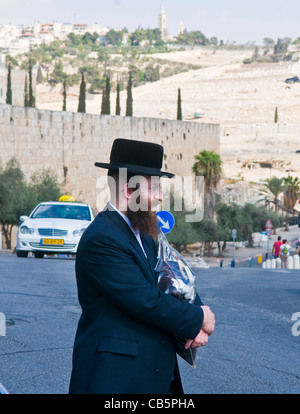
[108,201,139,236]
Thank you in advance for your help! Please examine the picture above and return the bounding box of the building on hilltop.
[158,2,167,39]
[0,21,110,55]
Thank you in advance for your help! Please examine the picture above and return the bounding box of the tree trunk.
[248,236,254,248]
[217,241,223,257]
[285,215,290,232]
[204,187,215,220]
[2,224,12,249]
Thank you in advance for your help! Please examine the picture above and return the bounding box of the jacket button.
[158,339,164,344]
[154,368,159,372]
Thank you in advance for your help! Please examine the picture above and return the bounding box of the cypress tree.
[101,74,111,115]
[115,79,121,115]
[6,63,12,105]
[24,75,29,107]
[177,88,182,120]
[101,86,106,115]
[77,73,86,113]
[126,72,133,117]
[36,65,44,84]
[274,106,278,123]
[28,59,35,108]
[62,80,67,111]
[105,74,111,115]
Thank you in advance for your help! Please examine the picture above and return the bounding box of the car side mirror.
[19,215,29,222]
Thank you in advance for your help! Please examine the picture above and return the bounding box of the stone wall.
[0,104,220,208]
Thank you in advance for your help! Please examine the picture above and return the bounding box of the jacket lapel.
[140,234,159,283]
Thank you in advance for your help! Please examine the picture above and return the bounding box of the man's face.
[132,175,162,210]
[126,175,162,237]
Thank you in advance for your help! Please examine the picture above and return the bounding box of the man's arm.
[77,234,204,340]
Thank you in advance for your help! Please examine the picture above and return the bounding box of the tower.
[158,2,167,39]
[178,21,185,36]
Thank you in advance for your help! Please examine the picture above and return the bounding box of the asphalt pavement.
[1,250,299,395]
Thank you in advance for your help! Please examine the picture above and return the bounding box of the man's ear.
[123,183,134,200]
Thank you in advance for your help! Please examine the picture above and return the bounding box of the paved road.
[0,254,299,394]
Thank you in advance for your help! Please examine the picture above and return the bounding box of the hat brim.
[94,162,175,178]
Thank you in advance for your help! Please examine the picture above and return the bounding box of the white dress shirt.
[107,202,147,257]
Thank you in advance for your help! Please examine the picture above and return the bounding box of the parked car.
[16,201,94,258]
[284,76,300,84]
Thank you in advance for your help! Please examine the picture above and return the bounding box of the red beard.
[126,209,159,238]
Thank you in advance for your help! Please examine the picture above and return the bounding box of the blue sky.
[1,0,300,44]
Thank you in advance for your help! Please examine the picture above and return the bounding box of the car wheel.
[16,250,28,258]
[34,252,44,259]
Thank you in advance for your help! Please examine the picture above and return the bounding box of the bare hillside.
[36,48,300,192]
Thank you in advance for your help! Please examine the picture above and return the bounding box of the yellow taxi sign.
[59,195,75,202]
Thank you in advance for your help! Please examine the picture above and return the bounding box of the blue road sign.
[156,211,175,234]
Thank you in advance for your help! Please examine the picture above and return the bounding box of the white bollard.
[287,256,293,269]
[293,255,299,270]
[276,258,282,269]
[271,259,276,269]
[266,259,271,268]
[262,261,266,268]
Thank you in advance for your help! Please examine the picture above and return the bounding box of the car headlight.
[20,225,35,235]
[73,227,87,237]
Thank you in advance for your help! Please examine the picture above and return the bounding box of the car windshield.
[31,204,91,221]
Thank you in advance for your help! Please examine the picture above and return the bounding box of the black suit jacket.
[69,207,204,394]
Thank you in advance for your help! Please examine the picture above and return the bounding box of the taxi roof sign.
[59,195,75,202]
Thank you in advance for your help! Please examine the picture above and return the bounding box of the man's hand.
[184,305,215,350]
[201,305,215,336]
[185,329,208,349]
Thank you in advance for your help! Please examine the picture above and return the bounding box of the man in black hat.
[69,139,215,394]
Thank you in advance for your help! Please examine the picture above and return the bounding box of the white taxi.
[16,200,94,258]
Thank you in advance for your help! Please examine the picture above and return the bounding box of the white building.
[73,23,88,35]
[0,24,22,52]
[0,20,116,55]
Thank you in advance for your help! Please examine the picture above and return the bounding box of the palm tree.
[260,177,285,211]
[283,175,300,230]
[192,150,222,220]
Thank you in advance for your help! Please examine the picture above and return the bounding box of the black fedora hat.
[95,138,175,178]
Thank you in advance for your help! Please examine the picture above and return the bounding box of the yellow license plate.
[41,239,64,245]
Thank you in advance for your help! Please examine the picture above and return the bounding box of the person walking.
[69,138,215,394]
[272,236,283,258]
[280,239,291,269]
